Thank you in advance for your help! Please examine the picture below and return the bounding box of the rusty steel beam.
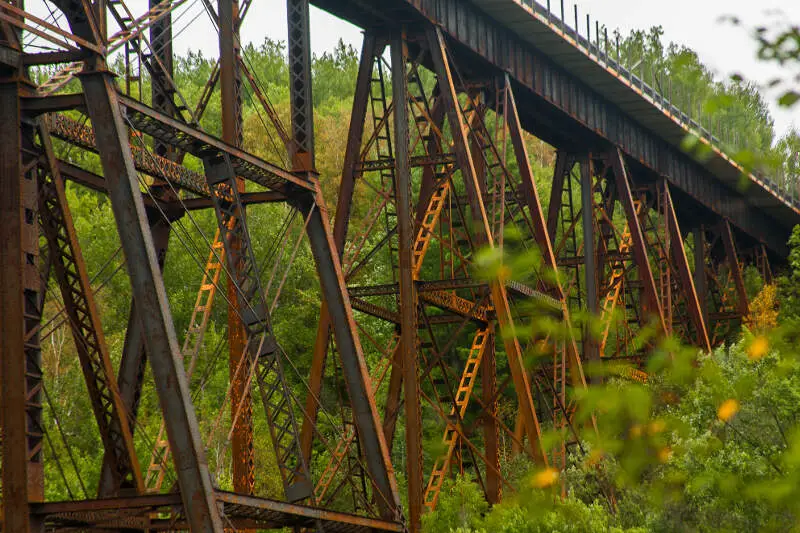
[391,33,423,532]
[720,219,749,318]
[546,151,569,244]
[610,148,667,336]
[661,180,711,351]
[118,94,311,192]
[218,0,254,499]
[693,226,709,326]
[1,74,44,533]
[37,122,144,496]
[45,113,210,196]
[506,76,559,277]
[481,328,501,504]
[428,26,547,463]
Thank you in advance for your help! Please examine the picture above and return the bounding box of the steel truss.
[0,2,774,533]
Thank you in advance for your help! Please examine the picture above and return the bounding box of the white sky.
[35,0,800,139]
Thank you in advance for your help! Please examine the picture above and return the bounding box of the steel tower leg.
[660,180,710,351]
[391,33,424,533]
[481,329,501,504]
[693,226,709,326]
[297,188,403,521]
[218,0,255,497]
[721,219,749,319]
[580,156,600,363]
[1,75,45,533]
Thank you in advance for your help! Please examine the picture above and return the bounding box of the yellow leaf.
[747,336,769,361]
[657,446,672,463]
[531,467,559,489]
[717,399,740,422]
[648,419,666,434]
[586,449,604,466]
[497,264,512,283]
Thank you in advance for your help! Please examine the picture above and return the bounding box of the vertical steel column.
[1,76,44,533]
[427,26,546,463]
[287,0,314,172]
[609,148,667,335]
[720,220,749,318]
[580,156,599,362]
[481,328,501,504]
[661,181,710,351]
[77,68,223,532]
[693,226,708,326]
[301,33,377,464]
[219,0,254,497]
[391,33,423,533]
[149,0,174,159]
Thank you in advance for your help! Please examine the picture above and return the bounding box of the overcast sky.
[40,0,800,139]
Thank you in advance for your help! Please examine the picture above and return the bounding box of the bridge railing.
[516,0,800,210]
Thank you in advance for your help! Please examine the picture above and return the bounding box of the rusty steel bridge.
[1,0,798,531]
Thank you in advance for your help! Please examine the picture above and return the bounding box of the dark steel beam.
[296,187,402,521]
[76,67,223,532]
[287,0,314,172]
[580,155,600,363]
[21,92,85,114]
[149,0,175,159]
[108,212,171,472]
[301,32,377,466]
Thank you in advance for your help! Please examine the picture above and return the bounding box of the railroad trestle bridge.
[1,0,797,531]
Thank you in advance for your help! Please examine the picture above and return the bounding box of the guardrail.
[517,0,800,209]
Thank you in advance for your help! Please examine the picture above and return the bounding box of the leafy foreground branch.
[424,231,800,533]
